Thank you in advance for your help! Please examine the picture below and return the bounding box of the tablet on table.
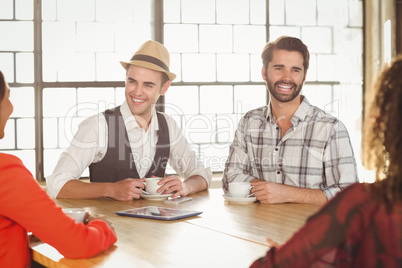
[115,206,202,221]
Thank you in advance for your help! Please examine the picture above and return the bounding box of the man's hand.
[250,180,327,206]
[156,175,189,198]
[107,178,146,201]
[251,181,293,204]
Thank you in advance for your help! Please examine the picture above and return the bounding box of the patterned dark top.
[250,183,402,268]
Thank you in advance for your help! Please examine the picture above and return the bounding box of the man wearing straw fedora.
[46,40,212,201]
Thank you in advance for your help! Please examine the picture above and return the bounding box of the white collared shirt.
[46,101,212,198]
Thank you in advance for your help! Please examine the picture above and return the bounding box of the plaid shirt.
[222,97,358,199]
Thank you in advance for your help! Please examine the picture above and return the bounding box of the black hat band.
[130,54,169,72]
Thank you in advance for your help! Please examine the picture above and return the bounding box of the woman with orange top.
[0,70,117,267]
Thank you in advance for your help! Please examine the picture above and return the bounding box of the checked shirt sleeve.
[222,114,258,193]
[322,120,358,199]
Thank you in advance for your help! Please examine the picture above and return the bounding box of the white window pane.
[217,54,249,82]
[77,88,115,117]
[0,0,13,19]
[182,0,215,23]
[170,53,182,82]
[349,1,363,27]
[200,144,229,172]
[333,84,362,125]
[17,119,35,149]
[269,26,300,41]
[317,0,348,26]
[115,23,152,52]
[200,25,232,53]
[183,114,215,144]
[234,25,266,53]
[76,22,115,52]
[164,24,199,53]
[115,87,126,105]
[16,53,34,83]
[42,52,58,82]
[334,29,363,83]
[42,0,57,21]
[305,54,317,82]
[250,53,264,82]
[234,85,266,113]
[96,53,127,81]
[302,27,332,54]
[215,114,239,143]
[43,88,77,117]
[10,87,34,117]
[43,118,58,148]
[58,53,96,81]
[0,120,15,149]
[164,0,181,23]
[16,0,33,20]
[96,0,133,22]
[269,0,284,25]
[285,0,316,26]
[42,22,76,52]
[250,0,266,24]
[0,22,33,51]
[317,55,338,81]
[132,0,152,22]
[0,53,14,83]
[200,86,233,113]
[302,85,333,112]
[217,0,249,24]
[57,0,95,21]
[165,86,199,115]
[182,54,216,82]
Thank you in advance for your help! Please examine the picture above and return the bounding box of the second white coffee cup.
[62,208,88,223]
[228,182,252,198]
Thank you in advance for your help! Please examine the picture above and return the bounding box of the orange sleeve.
[0,154,117,261]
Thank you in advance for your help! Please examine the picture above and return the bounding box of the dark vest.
[89,107,170,182]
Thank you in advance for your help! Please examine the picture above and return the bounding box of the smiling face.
[124,65,170,126]
[262,49,306,104]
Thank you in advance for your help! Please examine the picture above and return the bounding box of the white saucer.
[141,193,172,200]
[223,194,257,204]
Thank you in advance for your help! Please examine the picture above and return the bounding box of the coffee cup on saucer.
[228,182,253,198]
[145,177,162,195]
[62,208,88,223]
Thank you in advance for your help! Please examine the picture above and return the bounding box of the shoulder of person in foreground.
[0,153,117,259]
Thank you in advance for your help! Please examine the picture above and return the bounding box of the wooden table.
[30,188,320,267]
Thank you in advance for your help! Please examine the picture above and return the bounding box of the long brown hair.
[365,55,402,207]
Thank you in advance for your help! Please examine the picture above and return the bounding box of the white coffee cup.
[62,208,88,223]
[229,182,252,198]
[145,177,162,195]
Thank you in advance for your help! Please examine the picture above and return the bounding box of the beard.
[266,80,303,103]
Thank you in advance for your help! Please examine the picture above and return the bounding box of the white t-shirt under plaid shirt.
[222,96,358,199]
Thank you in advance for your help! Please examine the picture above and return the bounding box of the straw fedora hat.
[120,40,176,81]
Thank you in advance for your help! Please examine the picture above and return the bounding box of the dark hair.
[365,55,402,208]
[0,71,5,103]
[261,36,310,74]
